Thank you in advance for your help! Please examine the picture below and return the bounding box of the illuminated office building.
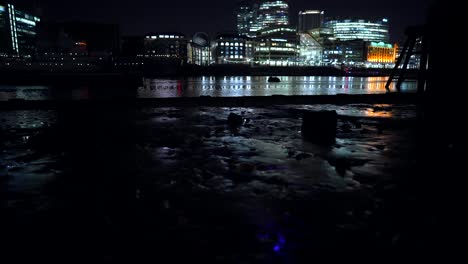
[237,0,290,37]
[144,32,188,62]
[366,41,397,64]
[255,1,289,29]
[298,32,323,66]
[298,10,324,33]
[324,18,390,43]
[254,26,298,66]
[237,0,255,37]
[0,2,40,56]
[322,40,397,66]
[323,40,366,65]
[188,32,211,66]
[212,34,253,64]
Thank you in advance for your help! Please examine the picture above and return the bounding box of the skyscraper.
[237,0,255,37]
[324,18,390,43]
[236,0,290,38]
[255,0,289,29]
[298,10,324,33]
[0,2,40,56]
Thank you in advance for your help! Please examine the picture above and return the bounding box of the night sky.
[13,0,432,43]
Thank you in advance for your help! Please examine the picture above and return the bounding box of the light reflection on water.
[139,76,416,98]
[0,76,416,101]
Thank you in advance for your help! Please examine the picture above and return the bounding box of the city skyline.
[11,0,431,43]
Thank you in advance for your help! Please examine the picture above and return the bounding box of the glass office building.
[298,10,324,33]
[212,34,253,64]
[188,32,211,66]
[237,0,255,37]
[256,0,289,29]
[254,26,298,66]
[237,0,290,37]
[324,18,390,43]
[0,2,40,55]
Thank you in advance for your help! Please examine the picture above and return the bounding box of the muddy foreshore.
[0,104,444,262]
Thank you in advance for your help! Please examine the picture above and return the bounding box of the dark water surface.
[0,76,416,101]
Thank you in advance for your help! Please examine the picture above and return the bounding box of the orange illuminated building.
[366,42,398,64]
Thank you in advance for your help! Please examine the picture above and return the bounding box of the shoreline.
[0,93,421,110]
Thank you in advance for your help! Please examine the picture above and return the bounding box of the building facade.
[254,26,298,66]
[255,0,289,29]
[365,41,397,65]
[144,32,188,62]
[188,32,211,66]
[298,32,323,66]
[324,18,390,43]
[237,0,255,37]
[212,34,253,64]
[298,10,324,33]
[236,0,290,38]
[322,40,397,67]
[323,40,366,66]
[0,2,40,56]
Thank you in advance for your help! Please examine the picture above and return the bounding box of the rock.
[227,113,243,127]
[268,76,281,82]
[301,110,337,144]
[328,158,368,176]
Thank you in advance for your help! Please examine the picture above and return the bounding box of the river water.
[0,76,416,101]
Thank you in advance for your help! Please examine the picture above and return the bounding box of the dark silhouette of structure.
[386,25,428,93]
